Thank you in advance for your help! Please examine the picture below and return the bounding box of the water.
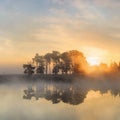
[0,80,120,120]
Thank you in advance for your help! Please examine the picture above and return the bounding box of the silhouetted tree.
[118,62,120,71]
[33,53,45,74]
[60,50,88,74]
[53,65,59,74]
[44,53,52,74]
[110,62,119,72]
[23,64,35,76]
[51,51,60,64]
[32,53,40,67]
[60,52,72,74]
[36,66,45,74]
[69,50,88,74]
[24,50,88,75]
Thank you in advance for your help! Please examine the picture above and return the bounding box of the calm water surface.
[0,80,120,120]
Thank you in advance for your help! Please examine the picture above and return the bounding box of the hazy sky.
[0,0,120,73]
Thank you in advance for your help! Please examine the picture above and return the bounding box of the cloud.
[0,0,120,71]
[50,0,120,7]
[9,15,120,55]
[93,0,120,7]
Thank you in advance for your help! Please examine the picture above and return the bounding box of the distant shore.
[0,74,84,83]
[0,73,119,84]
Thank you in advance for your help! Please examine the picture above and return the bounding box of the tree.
[60,50,88,74]
[36,66,45,74]
[24,50,88,75]
[118,62,120,71]
[52,65,59,74]
[68,50,88,74]
[110,62,119,72]
[32,53,40,67]
[33,53,45,74]
[44,53,52,74]
[23,64,35,76]
[60,52,72,74]
[51,51,60,64]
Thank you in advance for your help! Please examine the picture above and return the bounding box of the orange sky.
[0,0,120,73]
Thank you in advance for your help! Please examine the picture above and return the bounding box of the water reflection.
[1,81,120,120]
[23,82,87,105]
[23,81,120,105]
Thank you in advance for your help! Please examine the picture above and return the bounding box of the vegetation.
[23,50,88,76]
[23,50,120,76]
[23,64,35,76]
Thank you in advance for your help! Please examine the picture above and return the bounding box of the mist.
[0,65,23,74]
[0,76,120,120]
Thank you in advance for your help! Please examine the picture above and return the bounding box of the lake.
[0,79,120,120]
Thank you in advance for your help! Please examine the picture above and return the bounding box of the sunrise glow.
[87,56,101,66]
[0,0,119,74]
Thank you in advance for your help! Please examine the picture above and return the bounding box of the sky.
[0,0,120,74]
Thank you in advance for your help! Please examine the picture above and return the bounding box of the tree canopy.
[23,50,88,75]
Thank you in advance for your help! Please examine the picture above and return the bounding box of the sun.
[87,56,101,66]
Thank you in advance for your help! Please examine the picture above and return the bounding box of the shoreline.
[0,74,84,83]
[0,73,119,83]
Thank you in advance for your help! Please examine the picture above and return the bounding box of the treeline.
[23,50,120,76]
[23,50,88,76]
[109,62,120,72]
[88,62,120,74]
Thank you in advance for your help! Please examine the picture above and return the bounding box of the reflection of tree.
[23,87,35,99]
[61,89,86,105]
[23,82,87,105]
[110,89,120,96]
[23,82,120,105]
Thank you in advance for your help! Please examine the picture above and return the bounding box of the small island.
[22,50,120,82]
